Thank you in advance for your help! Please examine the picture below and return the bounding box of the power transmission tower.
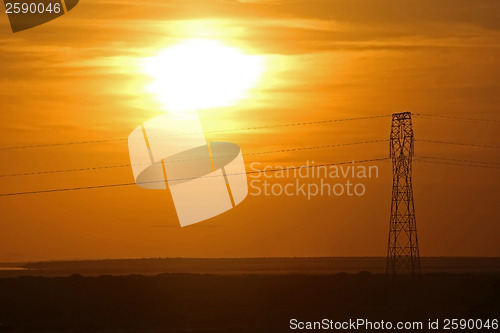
[386,112,421,277]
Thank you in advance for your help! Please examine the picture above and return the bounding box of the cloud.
[89,0,500,31]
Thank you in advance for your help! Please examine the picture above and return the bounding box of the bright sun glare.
[141,39,266,115]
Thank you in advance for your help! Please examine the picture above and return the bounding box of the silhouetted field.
[0,258,498,332]
[0,257,499,277]
[0,273,498,332]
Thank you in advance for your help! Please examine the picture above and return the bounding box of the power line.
[0,112,497,151]
[0,140,388,178]
[0,164,132,178]
[416,139,500,149]
[1,154,497,197]
[0,137,127,151]
[0,157,389,197]
[0,134,496,179]
[416,155,500,165]
[204,114,391,133]
[414,113,500,124]
[415,159,500,169]
[0,114,391,151]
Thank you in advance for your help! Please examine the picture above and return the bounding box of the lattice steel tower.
[386,112,421,276]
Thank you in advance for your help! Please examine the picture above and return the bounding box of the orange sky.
[0,0,499,262]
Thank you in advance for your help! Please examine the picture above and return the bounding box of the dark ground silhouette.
[1,257,499,277]
[0,271,498,332]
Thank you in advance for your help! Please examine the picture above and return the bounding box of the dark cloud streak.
[88,0,500,31]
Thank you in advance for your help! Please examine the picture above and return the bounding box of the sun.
[140,39,266,115]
